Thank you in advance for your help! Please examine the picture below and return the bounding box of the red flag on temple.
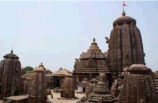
[123,1,127,6]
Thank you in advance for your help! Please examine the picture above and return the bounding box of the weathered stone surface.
[112,64,158,103]
[86,78,97,97]
[87,73,114,103]
[22,66,47,103]
[61,76,75,98]
[52,68,72,89]
[72,11,158,103]
[0,50,22,99]
[155,71,158,77]
[73,38,109,85]
[107,12,145,80]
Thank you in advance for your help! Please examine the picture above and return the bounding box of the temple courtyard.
[0,1,158,103]
[0,90,85,103]
[47,90,85,103]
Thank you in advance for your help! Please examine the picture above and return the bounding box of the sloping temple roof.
[53,68,72,76]
[74,38,109,73]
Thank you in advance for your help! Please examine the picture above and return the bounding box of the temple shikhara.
[73,38,109,84]
[0,50,22,99]
[107,11,145,80]
[0,2,158,103]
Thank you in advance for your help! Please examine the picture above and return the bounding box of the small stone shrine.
[22,65,47,103]
[86,78,97,97]
[61,76,75,98]
[87,73,114,103]
[112,64,158,103]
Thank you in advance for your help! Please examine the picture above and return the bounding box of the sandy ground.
[0,91,85,103]
[48,90,86,103]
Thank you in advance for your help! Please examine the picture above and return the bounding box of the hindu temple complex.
[75,10,158,103]
[0,4,158,103]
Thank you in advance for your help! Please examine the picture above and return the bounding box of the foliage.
[24,66,33,72]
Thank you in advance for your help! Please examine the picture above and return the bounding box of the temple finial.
[93,38,96,42]
[11,50,13,54]
[122,1,127,16]
[122,11,126,16]
[11,45,13,54]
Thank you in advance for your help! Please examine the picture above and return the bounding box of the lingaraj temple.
[0,9,158,103]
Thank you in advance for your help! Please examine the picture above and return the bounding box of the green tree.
[24,66,33,72]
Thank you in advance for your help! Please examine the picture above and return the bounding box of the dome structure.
[113,12,136,27]
[127,64,150,74]
[3,50,19,59]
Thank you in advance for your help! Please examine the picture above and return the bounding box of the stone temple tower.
[74,38,109,84]
[106,11,145,79]
[0,50,22,99]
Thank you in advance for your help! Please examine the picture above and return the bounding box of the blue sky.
[0,1,158,72]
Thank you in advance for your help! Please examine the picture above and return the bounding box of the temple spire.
[11,45,14,54]
[122,11,126,16]
[11,50,13,54]
[93,38,96,42]
[122,1,127,16]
